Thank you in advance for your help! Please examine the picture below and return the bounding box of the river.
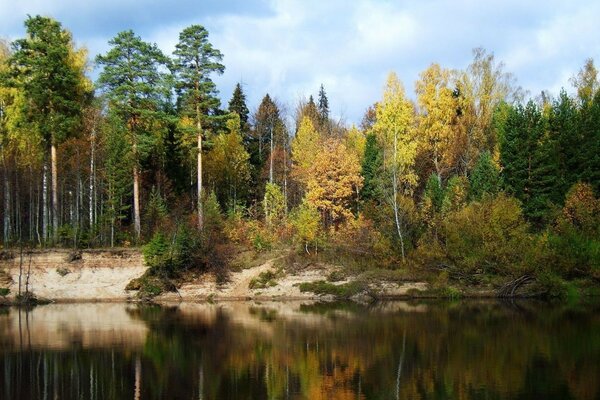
[0,300,598,399]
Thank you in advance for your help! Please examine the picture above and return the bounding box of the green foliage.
[360,133,383,202]
[0,288,9,297]
[172,24,224,120]
[144,187,168,237]
[298,280,368,299]
[228,82,250,133]
[263,182,286,226]
[547,183,600,278]
[424,173,444,212]
[441,175,468,214]
[248,270,280,289]
[143,232,170,272]
[469,151,500,201]
[6,15,88,146]
[438,194,538,275]
[291,200,321,254]
[96,30,170,126]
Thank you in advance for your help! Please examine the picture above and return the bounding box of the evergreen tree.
[252,94,286,186]
[317,83,329,132]
[578,90,600,193]
[360,133,383,202]
[172,24,224,231]
[424,173,444,212]
[7,16,89,243]
[549,90,579,194]
[469,151,500,201]
[96,30,170,240]
[228,82,250,133]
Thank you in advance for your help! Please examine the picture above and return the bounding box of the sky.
[1,0,599,125]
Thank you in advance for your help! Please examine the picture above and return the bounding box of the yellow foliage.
[415,63,459,179]
[305,139,363,226]
[374,72,418,192]
[291,116,321,187]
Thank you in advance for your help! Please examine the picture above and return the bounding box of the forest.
[0,16,599,297]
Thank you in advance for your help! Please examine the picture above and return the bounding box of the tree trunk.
[51,144,58,243]
[42,160,48,244]
[89,129,95,230]
[269,125,274,184]
[3,159,10,245]
[392,128,405,261]
[133,160,141,240]
[197,105,203,231]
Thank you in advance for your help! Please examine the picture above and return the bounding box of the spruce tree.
[469,151,500,201]
[228,82,250,133]
[317,83,329,132]
[360,133,383,203]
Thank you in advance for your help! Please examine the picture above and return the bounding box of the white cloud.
[1,0,599,123]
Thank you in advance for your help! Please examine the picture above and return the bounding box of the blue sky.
[1,0,599,125]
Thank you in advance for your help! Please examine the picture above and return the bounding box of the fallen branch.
[497,275,534,297]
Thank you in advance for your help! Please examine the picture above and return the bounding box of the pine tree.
[172,24,225,231]
[7,16,89,243]
[96,30,170,240]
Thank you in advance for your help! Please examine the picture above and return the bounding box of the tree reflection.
[0,300,598,399]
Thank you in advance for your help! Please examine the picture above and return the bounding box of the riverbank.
[0,248,596,304]
[0,248,436,303]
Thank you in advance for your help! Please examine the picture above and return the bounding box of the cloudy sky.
[1,0,599,124]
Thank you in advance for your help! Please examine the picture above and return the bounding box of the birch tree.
[374,72,417,260]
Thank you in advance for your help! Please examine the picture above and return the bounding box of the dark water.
[0,300,598,400]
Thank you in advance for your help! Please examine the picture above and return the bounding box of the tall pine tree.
[172,24,224,231]
[96,30,170,240]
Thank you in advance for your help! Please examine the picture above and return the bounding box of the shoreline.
[0,248,595,305]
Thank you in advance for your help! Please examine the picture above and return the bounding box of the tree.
[305,139,363,227]
[373,72,417,260]
[263,182,286,227]
[360,133,383,203]
[500,101,555,220]
[253,94,286,186]
[291,116,321,188]
[455,48,520,173]
[7,16,89,243]
[292,200,321,254]
[228,82,250,134]
[415,63,458,182]
[469,151,500,201]
[570,58,598,106]
[317,83,329,133]
[172,24,224,231]
[96,30,170,240]
[205,114,251,210]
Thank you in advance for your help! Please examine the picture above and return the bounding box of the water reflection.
[0,300,598,399]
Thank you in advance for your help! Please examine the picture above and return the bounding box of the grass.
[249,270,281,289]
[298,280,369,299]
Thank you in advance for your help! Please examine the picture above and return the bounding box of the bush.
[435,194,540,276]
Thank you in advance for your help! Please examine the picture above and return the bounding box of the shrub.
[437,194,539,276]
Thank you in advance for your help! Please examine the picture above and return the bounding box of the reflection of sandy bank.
[170,300,428,337]
[0,303,148,351]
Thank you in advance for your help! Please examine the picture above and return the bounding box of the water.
[0,300,598,400]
